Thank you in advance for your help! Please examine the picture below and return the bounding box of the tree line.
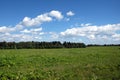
[0,41,86,49]
[87,44,120,47]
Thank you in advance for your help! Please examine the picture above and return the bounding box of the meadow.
[0,46,120,80]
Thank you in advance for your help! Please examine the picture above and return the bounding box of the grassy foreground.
[0,46,120,80]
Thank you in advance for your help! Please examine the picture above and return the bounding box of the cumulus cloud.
[0,33,43,42]
[1,10,119,44]
[66,11,75,16]
[20,29,31,33]
[49,10,63,20]
[14,34,34,41]
[60,23,120,40]
[0,10,65,42]
[15,24,23,30]
[21,27,43,34]
[21,14,52,27]
[0,24,23,34]
[112,34,120,41]
[21,10,63,27]
[0,26,15,33]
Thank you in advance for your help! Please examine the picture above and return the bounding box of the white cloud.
[60,23,120,40]
[0,26,15,33]
[17,34,42,41]
[0,27,44,42]
[18,34,33,41]
[0,10,63,34]
[20,29,31,33]
[100,35,108,40]
[49,10,63,20]
[80,23,92,27]
[15,24,23,30]
[21,10,64,27]
[21,27,42,34]
[0,33,43,42]
[112,34,120,41]
[66,11,75,16]
[39,32,44,35]
[0,10,65,42]
[87,35,96,40]
[1,9,119,44]
[33,27,42,32]
[21,14,52,27]
[0,24,23,34]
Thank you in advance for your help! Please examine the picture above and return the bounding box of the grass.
[0,46,120,80]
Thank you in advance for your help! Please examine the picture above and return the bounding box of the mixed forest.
[0,41,86,49]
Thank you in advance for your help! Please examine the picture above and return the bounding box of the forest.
[0,41,86,49]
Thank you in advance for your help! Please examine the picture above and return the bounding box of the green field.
[0,46,120,80]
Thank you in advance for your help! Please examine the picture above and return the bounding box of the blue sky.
[0,0,120,44]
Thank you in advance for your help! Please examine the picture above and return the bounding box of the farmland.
[0,46,120,80]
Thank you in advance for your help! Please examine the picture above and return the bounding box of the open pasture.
[0,46,120,80]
